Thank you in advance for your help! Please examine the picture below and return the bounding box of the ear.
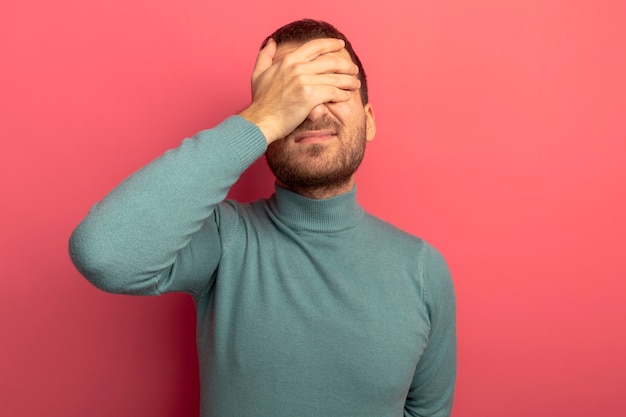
[364,103,376,142]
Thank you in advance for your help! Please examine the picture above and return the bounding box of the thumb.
[252,38,276,80]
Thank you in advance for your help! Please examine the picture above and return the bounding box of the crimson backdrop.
[1,0,625,415]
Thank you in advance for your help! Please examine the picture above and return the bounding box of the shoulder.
[361,212,428,252]
[215,197,273,223]
[362,212,453,292]
[213,197,275,236]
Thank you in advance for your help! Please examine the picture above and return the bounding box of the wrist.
[239,106,279,144]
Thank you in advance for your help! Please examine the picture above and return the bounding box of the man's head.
[257,19,376,198]
[261,19,368,105]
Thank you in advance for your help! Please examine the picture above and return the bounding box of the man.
[70,19,456,417]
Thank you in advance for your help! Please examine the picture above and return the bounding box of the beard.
[265,117,367,194]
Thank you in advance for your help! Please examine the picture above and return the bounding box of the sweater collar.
[269,184,365,232]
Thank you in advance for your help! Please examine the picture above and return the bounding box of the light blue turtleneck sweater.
[69,116,456,417]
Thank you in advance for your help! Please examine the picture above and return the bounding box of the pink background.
[2,0,625,415]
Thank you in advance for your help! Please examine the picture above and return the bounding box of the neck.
[275,177,355,199]
[271,183,364,233]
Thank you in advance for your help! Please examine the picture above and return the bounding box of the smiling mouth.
[293,130,337,144]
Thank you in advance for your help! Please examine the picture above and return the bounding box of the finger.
[252,38,277,80]
[313,85,354,104]
[299,73,361,91]
[290,38,346,62]
[303,53,359,76]
[291,76,359,108]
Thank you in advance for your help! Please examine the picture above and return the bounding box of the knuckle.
[290,61,306,76]
[300,84,314,97]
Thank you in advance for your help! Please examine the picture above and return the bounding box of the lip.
[293,130,337,144]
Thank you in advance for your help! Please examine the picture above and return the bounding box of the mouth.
[293,130,337,144]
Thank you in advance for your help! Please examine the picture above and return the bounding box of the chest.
[202,234,430,405]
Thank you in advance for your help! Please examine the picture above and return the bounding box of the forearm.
[69,116,267,294]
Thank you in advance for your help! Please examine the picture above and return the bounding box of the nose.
[306,104,329,123]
